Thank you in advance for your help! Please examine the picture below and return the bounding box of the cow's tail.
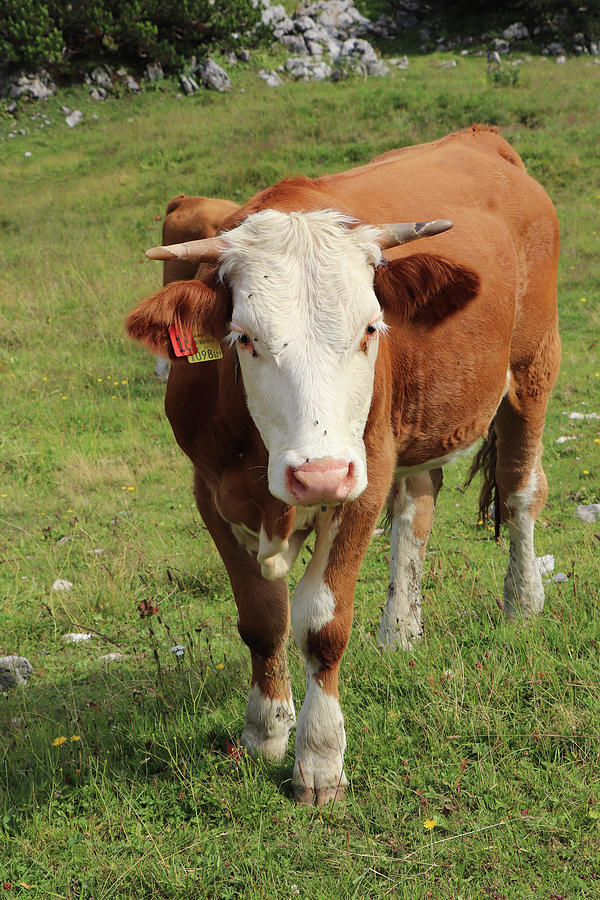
[464,420,501,539]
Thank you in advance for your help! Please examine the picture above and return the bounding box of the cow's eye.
[366,324,377,335]
[238,334,250,345]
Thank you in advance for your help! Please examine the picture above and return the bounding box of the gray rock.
[123,75,140,92]
[7,100,17,114]
[179,74,200,95]
[90,66,112,88]
[144,62,164,81]
[294,15,317,32]
[258,68,283,86]
[591,42,599,56]
[89,87,107,101]
[237,49,251,62]
[492,38,510,54]
[503,22,529,41]
[195,59,231,92]
[553,572,568,584]
[63,632,93,642]
[52,578,74,591]
[273,17,295,37]
[279,34,309,54]
[262,4,287,26]
[66,110,83,128]
[389,55,409,69]
[339,37,389,76]
[576,503,600,523]
[8,71,56,101]
[98,652,124,664]
[544,41,565,56]
[556,55,566,64]
[0,657,33,691]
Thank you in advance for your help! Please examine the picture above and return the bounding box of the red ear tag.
[169,324,198,357]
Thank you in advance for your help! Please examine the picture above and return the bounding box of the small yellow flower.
[424,818,436,830]
[42,376,48,381]
[113,381,119,386]
[216,663,224,670]
[52,736,67,747]
[580,297,587,303]
[121,380,128,385]
[97,378,103,382]
[583,470,589,475]
[128,486,134,491]
[70,734,81,742]
[594,439,600,444]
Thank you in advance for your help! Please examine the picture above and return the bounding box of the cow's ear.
[126,278,231,357]
[374,253,480,325]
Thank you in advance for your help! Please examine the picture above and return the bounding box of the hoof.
[293,783,346,806]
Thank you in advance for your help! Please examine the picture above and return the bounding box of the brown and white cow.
[127,126,560,804]
[154,194,241,380]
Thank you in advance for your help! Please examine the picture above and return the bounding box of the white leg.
[378,476,433,650]
[503,475,545,618]
[290,513,347,803]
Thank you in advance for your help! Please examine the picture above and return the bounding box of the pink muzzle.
[286,457,356,506]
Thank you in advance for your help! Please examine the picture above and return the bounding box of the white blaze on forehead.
[218,210,385,505]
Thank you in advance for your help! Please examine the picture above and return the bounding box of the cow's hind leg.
[378,468,442,650]
[195,481,295,762]
[491,335,559,617]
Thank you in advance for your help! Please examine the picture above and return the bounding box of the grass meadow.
[1,48,600,898]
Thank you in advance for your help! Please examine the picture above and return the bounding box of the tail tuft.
[465,421,500,539]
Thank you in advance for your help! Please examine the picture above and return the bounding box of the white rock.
[0,656,33,690]
[99,652,124,664]
[576,503,600,523]
[52,578,73,591]
[63,633,93,642]
[563,411,600,420]
[556,435,578,443]
[553,572,568,584]
[66,110,83,128]
[536,555,554,577]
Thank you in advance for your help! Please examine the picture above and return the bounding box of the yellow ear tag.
[187,333,223,364]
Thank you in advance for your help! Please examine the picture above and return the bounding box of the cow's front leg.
[378,468,442,650]
[291,514,349,804]
[195,482,295,762]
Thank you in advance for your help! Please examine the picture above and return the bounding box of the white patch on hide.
[241,683,296,763]
[378,484,424,650]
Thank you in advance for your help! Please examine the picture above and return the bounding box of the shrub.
[0,0,264,74]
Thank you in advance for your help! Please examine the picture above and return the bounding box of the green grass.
[1,51,600,898]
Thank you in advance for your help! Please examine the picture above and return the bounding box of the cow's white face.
[219,210,385,507]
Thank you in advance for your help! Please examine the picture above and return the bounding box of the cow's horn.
[377,219,453,249]
[145,236,225,262]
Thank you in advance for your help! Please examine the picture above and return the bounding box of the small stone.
[576,504,600,523]
[556,435,578,443]
[553,572,568,584]
[66,110,83,128]
[99,652,124,664]
[52,578,73,591]
[179,74,199,95]
[536,554,554,577]
[556,55,566,65]
[258,69,283,86]
[63,633,93,643]
[0,657,33,691]
[87,548,105,556]
[564,411,600,421]
[441,59,457,68]
[24,151,32,157]
[124,75,140,92]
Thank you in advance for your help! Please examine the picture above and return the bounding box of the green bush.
[0,0,264,73]
[0,0,63,69]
